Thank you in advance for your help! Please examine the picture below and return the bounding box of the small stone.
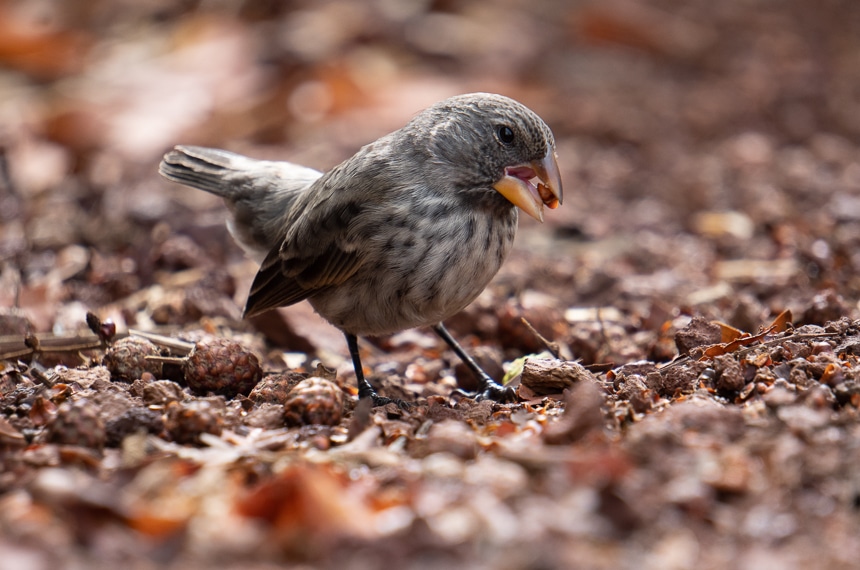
[674,316,722,356]
[521,358,598,395]
[647,362,705,398]
[617,374,653,413]
[713,355,746,393]
[45,399,106,449]
[105,407,165,447]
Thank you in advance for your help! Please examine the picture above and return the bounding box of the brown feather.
[244,243,364,318]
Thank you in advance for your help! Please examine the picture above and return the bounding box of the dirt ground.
[2,0,860,568]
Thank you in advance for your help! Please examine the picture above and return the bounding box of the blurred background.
[2,0,860,351]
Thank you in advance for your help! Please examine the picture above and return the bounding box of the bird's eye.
[497,125,515,144]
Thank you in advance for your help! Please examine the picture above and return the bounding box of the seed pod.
[165,400,223,445]
[104,337,162,381]
[283,377,345,427]
[182,338,262,398]
[248,373,305,405]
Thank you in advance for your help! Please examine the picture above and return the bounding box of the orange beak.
[492,147,563,222]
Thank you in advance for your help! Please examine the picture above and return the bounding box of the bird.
[159,93,562,406]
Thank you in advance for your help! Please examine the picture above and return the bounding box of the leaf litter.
[4,0,860,568]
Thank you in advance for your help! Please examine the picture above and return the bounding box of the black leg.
[346,333,375,400]
[345,333,409,408]
[431,323,517,403]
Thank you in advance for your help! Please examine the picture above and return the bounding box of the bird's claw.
[476,382,518,403]
[357,376,412,409]
[477,382,519,404]
[370,394,412,409]
[451,379,518,403]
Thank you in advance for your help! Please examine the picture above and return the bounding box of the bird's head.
[413,93,563,222]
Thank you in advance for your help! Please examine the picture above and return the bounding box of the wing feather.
[243,238,364,318]
[241,139,396,319]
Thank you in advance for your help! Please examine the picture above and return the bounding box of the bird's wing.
[243,242,363,317]
[242,136,405,318]
[242,166,375,318]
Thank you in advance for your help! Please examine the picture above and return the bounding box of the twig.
[0,327,196,362]
[0,332,115,361]
[658,331,839,372]
[733,332,837,358]
[145,355,187,365]
[520,317,561,359]
[128,329,195,354]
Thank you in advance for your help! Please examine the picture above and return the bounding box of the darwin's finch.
[160,93,562,405]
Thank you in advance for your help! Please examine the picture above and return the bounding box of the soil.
[2,0,860,568]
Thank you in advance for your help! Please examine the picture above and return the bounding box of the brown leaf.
[699,324,777,358]
[0,10,91,79]
[29,395,57,426]
[235,463,373,540]
[767,309,793,333]
[714,321,745,344]
[125,510,189,539]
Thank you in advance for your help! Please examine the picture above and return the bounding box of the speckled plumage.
[160,93,561,404]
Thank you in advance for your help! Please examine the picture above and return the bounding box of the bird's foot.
[451,377,518,403]
[476,382,518,403]
[367,393,412,409]
[356,372,411,409]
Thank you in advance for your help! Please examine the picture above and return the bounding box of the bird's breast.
[309,201,518,336]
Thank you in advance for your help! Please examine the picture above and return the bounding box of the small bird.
[159,93,562,405]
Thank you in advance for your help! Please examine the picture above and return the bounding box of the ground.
[2,0,860,568]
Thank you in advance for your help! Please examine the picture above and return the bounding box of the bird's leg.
[432,323,517,403]
[345,333,409,408]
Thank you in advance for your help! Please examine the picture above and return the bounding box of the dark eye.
[497,125,515,144]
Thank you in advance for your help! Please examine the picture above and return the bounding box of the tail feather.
[159,145,259,197]
[159,145,323,261]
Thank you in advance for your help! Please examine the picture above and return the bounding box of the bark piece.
[521,358,598,395]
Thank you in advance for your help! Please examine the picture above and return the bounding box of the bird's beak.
[493,148,563,222]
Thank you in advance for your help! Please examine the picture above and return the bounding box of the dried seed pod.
[165,400,223,444]
[45,398,106,449]
[283,377,345,427]
[142,379,185,405]
[86,312,116,343]
[182,338,262,398]
[248,372,305,405]
[104,337,162,381]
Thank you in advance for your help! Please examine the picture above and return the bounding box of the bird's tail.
[159,145,270,198]
[159,145,323,261]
